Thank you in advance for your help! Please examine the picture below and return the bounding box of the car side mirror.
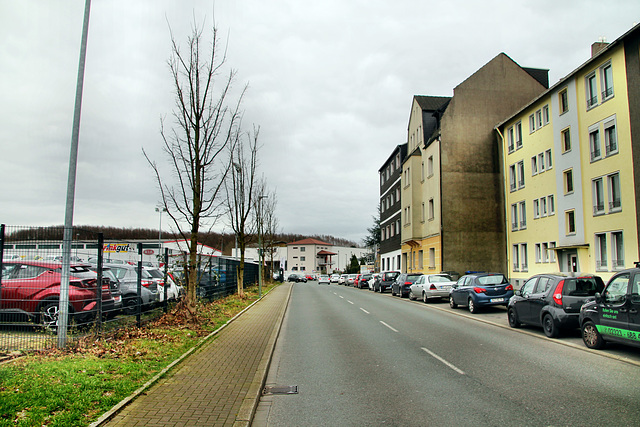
[451,284,458,289]
[515,289,522,296]
[594,292,602,303]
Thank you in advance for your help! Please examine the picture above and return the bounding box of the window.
[515,122,522,149]
[545,149,552,169]
[428,198,434,220]
[561,128,571,153]
[427,156,434,177]
[548,195,555,215]
[601,62,614,100]
[604,273,628,303]
[612,231,624,268]
[421,161,425,181]
[604,121,618,156]
[566,210,576,235]
[589,128,601,161]
[529,114,536,133]
[596,233,607,271]
[381,228,386,240]
[429,248,435,269]
[531,156,538,175]
[564,169,574,194]
[418,250,423,269]
[511,204,518,231]
[559,89,569,114]
[540,197,547,217]
[592,177,605,215]
[533,199,540,218]
[517,161,525,188]
[608,172,621,212]
[543,105,550,125]
[520,244,528,272]
[586,72,598,108]
[536,109,543,129]
[541,242,548,263]
[512,245,520,271]
[507,126,515,152]
[421,203,425,222]
[538,153,545,172]
[535,243,541,263]
[300,247,305,252]
[519,201,526,229]
[300,256,305,261]
[509,164,517,191]
[548,241,556,262]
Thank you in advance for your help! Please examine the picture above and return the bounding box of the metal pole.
[136,243,142,327]
[59,0,91,348]
[96,233,103,332]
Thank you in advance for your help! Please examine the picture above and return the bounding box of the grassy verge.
[0,282,278,427]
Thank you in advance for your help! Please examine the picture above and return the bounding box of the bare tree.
[253,178,278,282]
[226,126,260,297]
[144,20,245,319]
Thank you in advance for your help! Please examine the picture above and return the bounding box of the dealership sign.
[103,243,134,253]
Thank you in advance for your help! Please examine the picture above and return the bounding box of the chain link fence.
[0,224,258,351]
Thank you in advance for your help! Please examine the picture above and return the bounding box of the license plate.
[490,298,504,303]
[441,285,451,290]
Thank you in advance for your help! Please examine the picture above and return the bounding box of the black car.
[287,274,307,283]
[508,273,604,337]
[580,267,640,349]
[374,271,400,293]
[391,273,421,298]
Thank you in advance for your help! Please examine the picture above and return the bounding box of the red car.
[0,260,114,329]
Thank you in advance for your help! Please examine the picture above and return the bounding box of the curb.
[89,285,281,427]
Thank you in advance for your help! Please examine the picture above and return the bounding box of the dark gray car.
[103,263,159,315]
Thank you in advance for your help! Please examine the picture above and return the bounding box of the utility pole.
[59,0,91,348]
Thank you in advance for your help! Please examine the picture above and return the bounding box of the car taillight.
[430,284,437,290]
[141,280,153,287]
[405,281,412,285]
[473,287,487,293]
[505,284,513,291]
[553,280,564,306]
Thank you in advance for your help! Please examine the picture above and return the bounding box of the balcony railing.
[590,149,601,161]
[609,198,621,211]
[587,95,598,108]
[593,203,605,215]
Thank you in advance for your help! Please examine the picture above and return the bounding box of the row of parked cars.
[0,259,186,330]
[316,268,640,351]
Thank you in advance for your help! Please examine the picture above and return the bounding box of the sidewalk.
[96,282,293,427]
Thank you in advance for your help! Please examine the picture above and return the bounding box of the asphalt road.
[254,282,640,426]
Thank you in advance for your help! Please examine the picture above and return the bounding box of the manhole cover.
[263,385,298,395]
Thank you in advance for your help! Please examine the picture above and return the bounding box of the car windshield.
[477,275,507,285]
[430,275,452,282]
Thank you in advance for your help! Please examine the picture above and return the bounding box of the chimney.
[591,37,609,57]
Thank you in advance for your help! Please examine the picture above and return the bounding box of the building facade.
[379,143,407,272]
[497,24,640,286]
[401,54,548,276]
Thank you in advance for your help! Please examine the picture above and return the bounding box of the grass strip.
[0,283,277,427]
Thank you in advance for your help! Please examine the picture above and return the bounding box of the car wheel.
[507,308,521,328]
[468,298,478,314]
[409,290,415,300]
[39,301,61,331]
[123,296,141,315]
[449,295,457,308]
[422,292,429,303]
[582,320,605,349]
[391,287,396,296]
[542,314,559,338]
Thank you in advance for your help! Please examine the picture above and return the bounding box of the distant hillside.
[5,225,360,256]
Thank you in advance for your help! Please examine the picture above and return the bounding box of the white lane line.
[347,300,354,305]
[359,308,370,314]
[339,296,344,299]
[421,347,465,375]
[380,321,398,333]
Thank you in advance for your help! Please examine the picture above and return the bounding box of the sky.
[1,1,639,244]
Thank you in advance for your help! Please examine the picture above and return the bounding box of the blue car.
[449,272,513,313]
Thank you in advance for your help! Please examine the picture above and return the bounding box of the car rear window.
[563,277,604,296]
[477,275,507,285]
[430,275,453,282]
[385,272,399,280]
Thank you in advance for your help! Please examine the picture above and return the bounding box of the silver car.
[409,273,456,302]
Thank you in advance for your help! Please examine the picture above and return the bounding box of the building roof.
[288,238,332,246]
[414,95,452,111]
[495,22,640,130]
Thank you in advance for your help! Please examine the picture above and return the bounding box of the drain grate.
[262,385,299,395]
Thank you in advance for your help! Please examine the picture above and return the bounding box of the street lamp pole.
[257,194,268,297]
[155,206,166,263]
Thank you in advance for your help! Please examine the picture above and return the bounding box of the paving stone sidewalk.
[97,282,293,427]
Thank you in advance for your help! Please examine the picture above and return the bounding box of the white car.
[318,274,330,285]
[144,267,181,301]
[368,273,380,290]
[409,273,457,302]
[330,274,340,283]
[338,274,347,285]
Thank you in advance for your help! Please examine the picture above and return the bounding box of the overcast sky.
[1,1,639,243]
